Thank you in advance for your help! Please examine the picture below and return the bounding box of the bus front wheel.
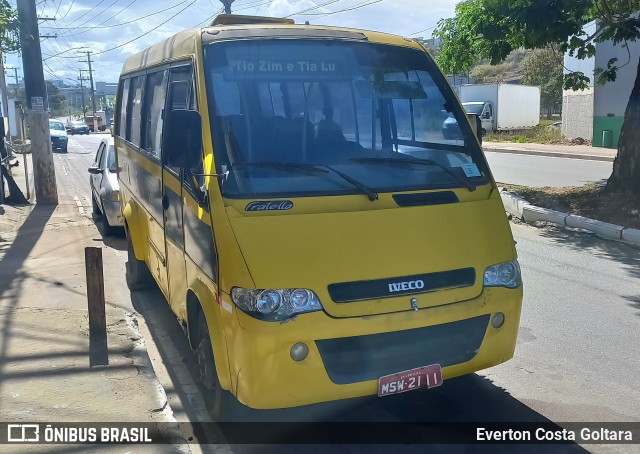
[125,236,153,290]
[195,314,245,421]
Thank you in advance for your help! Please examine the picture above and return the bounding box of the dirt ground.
[500,183,640,229]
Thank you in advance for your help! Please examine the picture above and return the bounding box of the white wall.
[564,20,596,86]
[562,88,594,140]
[594,39,640,117]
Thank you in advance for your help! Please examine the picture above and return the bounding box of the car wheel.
[62,145,68,153]
[125,235,153,291]
[195,314,246,421]
[92,195,101,215]
[101,205,116,236]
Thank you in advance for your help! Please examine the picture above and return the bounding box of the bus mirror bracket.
[165,109,203,168]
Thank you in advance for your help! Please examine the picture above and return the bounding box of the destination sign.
[228,59,343,78]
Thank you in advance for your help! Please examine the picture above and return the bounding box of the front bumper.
[50,137,68,149]
[224,286,522,409]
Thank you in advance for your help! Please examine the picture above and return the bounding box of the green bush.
[484,124,564,144]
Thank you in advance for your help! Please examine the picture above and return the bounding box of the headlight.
[231,287,323,321]
[483,260,521,288]
[109,190,120,202]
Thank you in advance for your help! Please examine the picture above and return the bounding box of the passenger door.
[162,65,195,319]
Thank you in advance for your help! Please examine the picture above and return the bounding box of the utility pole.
[220,0,235,14]
[79,51,98,131]
[7,67,20,95]
[0,53,9,119]
[79,70,90,116]
[17,0,58,204]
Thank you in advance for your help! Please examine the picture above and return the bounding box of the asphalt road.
[56,136,639,452]
[485,151,614,187]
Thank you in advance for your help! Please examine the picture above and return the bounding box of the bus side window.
[116,78,130,138]
[142,70,168,160]
[164,65,194,176]
[165,65,205,202]
[127,75,145,147]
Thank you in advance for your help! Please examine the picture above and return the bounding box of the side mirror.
[88,166,102,174]
[165,110,203,168]
[482,112,491,119]
[466,113,482,143]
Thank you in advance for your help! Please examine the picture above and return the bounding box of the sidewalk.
[483,141,617,162]
[0,156,190,452]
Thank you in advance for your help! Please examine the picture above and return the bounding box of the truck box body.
[460,84,540,131]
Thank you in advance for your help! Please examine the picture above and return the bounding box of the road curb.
[499,188,640,247]
[484,146,615,162]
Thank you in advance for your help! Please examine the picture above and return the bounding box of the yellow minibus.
[115,14,523,420]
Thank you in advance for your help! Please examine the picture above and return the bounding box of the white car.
[49,120,68,153]
[88,137,123,235]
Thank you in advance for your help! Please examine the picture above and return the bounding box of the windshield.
[204,39,488,198]
[462,103,484,115]
[49,121,65,131]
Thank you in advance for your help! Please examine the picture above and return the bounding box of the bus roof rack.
[210,14,295,26]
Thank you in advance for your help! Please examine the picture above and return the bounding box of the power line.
[52,0,63,17]
[303,0,382,17]
[58,0,75,21]
[408,24,438,37]
[51,0,192,37]
[64,0,107,28]
[78,0,135,29]
[92,0,198,56]
[71,0,122,31]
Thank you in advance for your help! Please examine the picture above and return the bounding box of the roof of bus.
[120,16,423,76]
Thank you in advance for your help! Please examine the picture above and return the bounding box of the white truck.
[459,83,540,133]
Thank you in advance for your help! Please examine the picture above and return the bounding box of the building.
[562,20,639,148]
[95,82,118,108]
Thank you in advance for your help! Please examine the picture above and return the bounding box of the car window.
[49,121,65,131]
[106,145,116,173]
[94,143,105,167]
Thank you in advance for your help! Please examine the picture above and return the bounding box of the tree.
[435,0,640,195]
[432,1,483,76]
[522,49,564,118]
[45,81,66,115]
[0,0,19,52]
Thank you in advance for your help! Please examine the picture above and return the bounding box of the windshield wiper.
[233,161,378,201]
[350,156,478,192]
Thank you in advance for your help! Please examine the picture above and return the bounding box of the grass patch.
[500,183,640,229]
[485,123,567,145]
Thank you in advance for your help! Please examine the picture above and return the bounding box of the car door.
[481,103,494,133]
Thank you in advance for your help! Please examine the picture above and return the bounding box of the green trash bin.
[602,130,613,148]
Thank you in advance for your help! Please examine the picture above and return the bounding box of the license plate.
[377,364,443,397]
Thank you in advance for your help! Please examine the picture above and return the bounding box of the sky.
[5,0,458,85]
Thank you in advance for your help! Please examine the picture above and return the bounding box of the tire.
[101,206,116,236]
[195,314,246,421]
[62,145,68,153]
[126,235,153,291]
[92,195,101,215]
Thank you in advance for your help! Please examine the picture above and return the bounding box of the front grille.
[316,314,489,384]
[327,268,476,303]
[51,137,66,146]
